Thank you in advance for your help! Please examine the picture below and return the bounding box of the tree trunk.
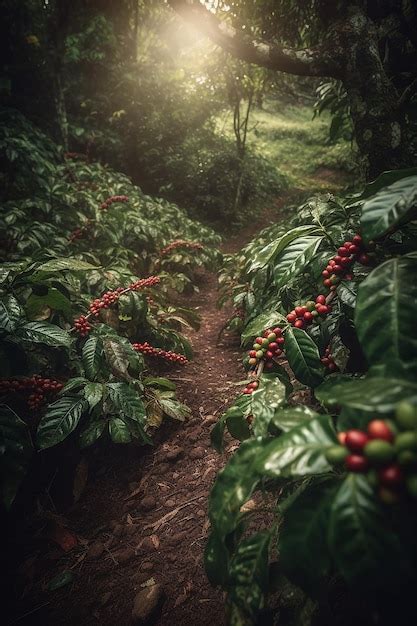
[340,10,414,180]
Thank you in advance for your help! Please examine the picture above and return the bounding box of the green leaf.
[103,337,132,380]
[209,438,265,538]
[60,377,87,394]
[83,382,104,409]
[251,376,287,437]
[0,297,22,333]
[144,376,176,391]
[211,395,251,452]
[79,418,106,448]
[360,167,417,199]
[284,327,324,387]
[279,478,338,590]
[241,311,286,345]
[228,531,271,622]
[255,415,336,479]
[37,397,86,449]
[316,375,417,414]
[107,382,145,422]
[360,175,417,241]
[248,225,320,272]
[355,255,417,377]
[108,417,132,443]
[35,258,99,274]
[26,288,72,318]
[269,405,319,433]
[158,397,190,421]
[273,236,323,289]
[329,474,414,588]
[337,281,357,308]
[0,404,33,510]
[16,321,70,347]
[82,336,104,380]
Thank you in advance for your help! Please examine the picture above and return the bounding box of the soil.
[9,202,293,626]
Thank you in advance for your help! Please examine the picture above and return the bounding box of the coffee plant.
[209,168,417,623]
[0,110,221,511]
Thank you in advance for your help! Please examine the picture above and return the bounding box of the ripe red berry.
[286,312,297,323]
[345,454,369,472]
[329,259,336,267]
[249,350,257,358]
[322,270,330,278]
[273,327,282,335]
[303,311,313,322]
[332,264,343,274]
[345,429,370,453]
[256,337,263,344]
[344,241,352,249]
[341,257,352,266]
[338,247,349,257]
[316,295,326,305]
[268,342,278,351]
[266,350,274,359]
[352,234,362,245]
[349,244,359,255]
[367,420,394,442]
[323,278,332,288]
[294,319,305,329]
[295,306,306,317]
[378,464,404,488]
[333,256,342,264]
[276,336,285,345]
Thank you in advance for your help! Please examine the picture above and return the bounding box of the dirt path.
[15,269,250,626]
[13,192,316,626]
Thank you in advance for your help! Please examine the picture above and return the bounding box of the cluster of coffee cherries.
[73,315,92,337]
[320,346,337,372]
[74,276,161,336]
[68,219,93,243]
[242,380,259,395]
[99,195,129,211]
[0,376,64,410]
[325,401,417,502]
[286,297,332,329]
[132,342,188,365]
[160,240,204,257]
[322,234,369,289]
[247,327,285,371]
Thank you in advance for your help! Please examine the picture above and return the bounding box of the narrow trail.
[17,192,314,626]
[18,221,269,626]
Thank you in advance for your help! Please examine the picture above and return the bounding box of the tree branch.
[169,0,342,78]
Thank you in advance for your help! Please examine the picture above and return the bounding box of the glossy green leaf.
[316,375,417,414]
[337,281,357,308]
[273,235,323,289]
[158,397,190,421]
[284,327,324,387]
[35,257,98,273]
[279,478,338,590]
[360,175,417,241]
[107,382,145,422]
[228,531,271,622]
[17,321,70,347]
[329,475,414,587]
[108,417,132,443]
[251,376,287,437]
[82,336,104,380]
[83,382,104,409]
[209,438,265,538]
[269,405,319,433]
[37,397,86,449]
[241,311,286,345]
[355,255,417,377]
[248,225,319,272]
[79,418,106,448]
[255,415,336,478]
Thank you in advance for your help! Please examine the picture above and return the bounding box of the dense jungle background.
[1,1,417,625]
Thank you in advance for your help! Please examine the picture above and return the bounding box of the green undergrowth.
[215,101,358,195]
